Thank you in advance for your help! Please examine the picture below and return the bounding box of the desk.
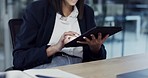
[55,53,148,78]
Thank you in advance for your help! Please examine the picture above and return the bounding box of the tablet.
[64,26,122,47]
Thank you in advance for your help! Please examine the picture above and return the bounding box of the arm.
[83,45,106,62]
[82,5,107,62]
[13,2,52,70]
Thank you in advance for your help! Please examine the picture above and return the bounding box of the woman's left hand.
[77,33,109,53]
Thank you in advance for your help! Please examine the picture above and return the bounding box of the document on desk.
[6,69,82,78]
[6,70,31,78]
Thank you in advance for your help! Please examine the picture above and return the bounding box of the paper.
[5,69,82,78]
[24,69,82,78]
[6,70,31,78]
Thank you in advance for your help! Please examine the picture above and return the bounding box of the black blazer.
[13,0,106,70]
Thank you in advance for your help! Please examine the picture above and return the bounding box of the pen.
[36,75,56,78]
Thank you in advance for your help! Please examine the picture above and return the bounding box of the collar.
[58,6,79,21]
[68,6,79,18]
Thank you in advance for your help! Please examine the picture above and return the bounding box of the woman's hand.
[77,33,109,53]
[46,31,79,56]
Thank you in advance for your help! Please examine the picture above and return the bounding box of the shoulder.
[26,0,49,12]
[83,4,95,19]
[23,0,50,24]
[82,4,96,29]
[83,4,94,14]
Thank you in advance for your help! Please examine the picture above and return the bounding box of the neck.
[62,2,74,17]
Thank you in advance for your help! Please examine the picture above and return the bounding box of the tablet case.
[64,26,122,47]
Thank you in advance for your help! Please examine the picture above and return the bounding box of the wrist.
[46,45,60,57]
[51,44,60,52]
[90,46,101,53]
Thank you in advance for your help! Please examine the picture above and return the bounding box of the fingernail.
[83,37,86,39]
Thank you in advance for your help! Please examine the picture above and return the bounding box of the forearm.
[90,45,107,60]
[46,44,61,57]
[83,45,106,62]
[13,45,52,70]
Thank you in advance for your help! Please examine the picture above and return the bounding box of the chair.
[5,19,23,71]
[8,19,23,49]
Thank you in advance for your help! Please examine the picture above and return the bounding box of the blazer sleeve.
[13,2,52,70]
[83,5,107,62]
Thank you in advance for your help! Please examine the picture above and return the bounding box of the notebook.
[64,26,122,47]
[117,68,148,78]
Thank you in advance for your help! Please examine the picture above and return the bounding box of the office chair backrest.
[8,19,23,49]
[5,19,23,71]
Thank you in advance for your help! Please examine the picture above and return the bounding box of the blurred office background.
[0,0,148,71]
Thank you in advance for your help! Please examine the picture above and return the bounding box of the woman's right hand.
[46,31,79,57]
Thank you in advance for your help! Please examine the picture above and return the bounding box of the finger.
[102,34,109,43]
[90,34,96,40]
[68,31,80,36]
[83,37,90,42]
[77,41,88,44]
[97,33,102,41]
[64,32,74,36]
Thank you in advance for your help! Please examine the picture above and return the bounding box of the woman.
[13,0,109,70]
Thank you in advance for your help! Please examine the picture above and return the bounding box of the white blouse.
[48,6,83,58]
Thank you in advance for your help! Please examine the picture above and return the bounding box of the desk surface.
[55,53,148,78]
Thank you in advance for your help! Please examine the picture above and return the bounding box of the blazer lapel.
[78,18,86,34]
[40,3,56,45]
